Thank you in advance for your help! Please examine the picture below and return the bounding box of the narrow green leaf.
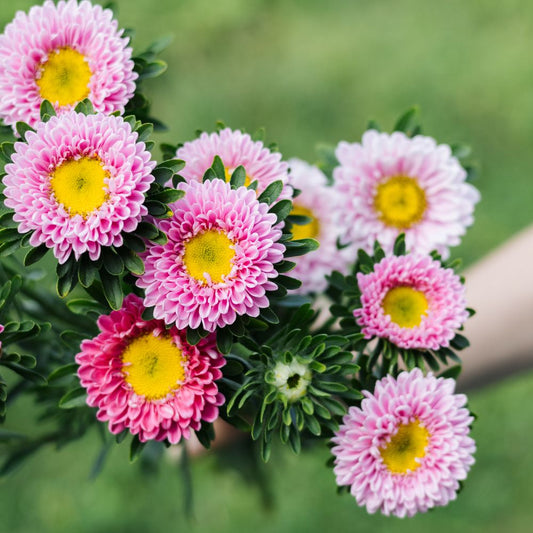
[59,387,87,409]
[230,165,246,188]
[100,272,123,310]
[23,244,48,266]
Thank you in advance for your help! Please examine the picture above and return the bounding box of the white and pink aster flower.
[3,111,155,263]
[334,130,480,258]
[287,158,354,294]
[0,0,137,128]
[176,128,292,198]
[354,254,468,350]
[332,368,476,518]
[76,294,225,444]
[137,179,285,332]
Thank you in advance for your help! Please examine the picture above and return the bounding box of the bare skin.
[188,226,533,453]
[459,224,533,390]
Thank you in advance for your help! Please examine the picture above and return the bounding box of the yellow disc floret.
[380,420,430,474]
[122,334,187,400]
[50,157,108,217]
[382,286,429,328]
[374,176,427,229]
[182,229,235,284]
[290,204,320,241]
[36,47,92,107]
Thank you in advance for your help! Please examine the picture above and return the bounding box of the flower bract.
[176,128,291,198]
[331,368,476,517]
[334,130,480,258]
[137,179,285,332]
[0,0,137,128]
[76,294,225,443]
[3,111,156,263]
[354,254,468,350]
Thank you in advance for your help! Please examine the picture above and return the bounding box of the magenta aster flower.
[287,158,354,294]
[176,128,291,198]
[354,254,468,350]
[137,179,285,332]
[3,111,155,263]
[334,130,480,258]
[0,0,136,129]
[332,369,476,518]
[76,294,225,443]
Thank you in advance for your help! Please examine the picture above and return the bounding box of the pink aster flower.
[334,130,480,258]
[137,179,285,332]
[287,158,354,294]
[176,128,292,198]
[332,369,476,518]
[0,0,137,129]
[3,111,155,263]
[353,254,468,350]
[76,294,225,443]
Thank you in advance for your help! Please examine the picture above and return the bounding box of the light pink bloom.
[0,324,4,354]
[3,111,155,263]
[176,128,292,198]
[354,254,468,350]
[137,179,285,332]
[334,130,480,258]
[76,294,225,443]
[0,0,137,128]
[332,369,476,518]
[287,158,354,294]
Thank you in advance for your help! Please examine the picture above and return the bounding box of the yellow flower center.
[380,420,430,474]
[121,334,187,400]
[382,286,428,328]
[50,157,108,217]
[182,229,235,284]
[224,166,251,186]
[289,204,320,241]
[36,47,92,107]
[374,176,427,229]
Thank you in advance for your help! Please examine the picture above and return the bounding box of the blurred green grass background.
[1,0,533,531]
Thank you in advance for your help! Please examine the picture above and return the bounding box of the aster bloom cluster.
[0,2,483,523]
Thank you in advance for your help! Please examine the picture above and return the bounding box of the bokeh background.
[1,0,533,531]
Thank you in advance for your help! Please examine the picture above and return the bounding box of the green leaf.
[74,98,95,115]
[276,275,301,290]
[129,435,146,462]
[48,363,79,382]
[135,221,160,240]
[78,254,99,288]
[40,100,56,120]
[283,238,319,257]
[438,364,462,380]
[138,60,167,79]
[15,122,35,139]
[135,123,153,142]
[268,199,292,224]
[67,298,106,316]
[211,155,226,180]
[149,188,184,204]
[216,327,233,354]
[56,260,79,298]
[229,165,247,188]
[59,387,87,409]
[1,362,46,384]
[393,107,418,133]
[146,200,169,217]
[0,239,22,258]
[100,272,123,310]
[393,233,406,256]
[258,180,284,205]
[117,247,145,275]
[103,247,124,276]
[123,233,146,253]
[152,166,174,184]
[23,244,48,266]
